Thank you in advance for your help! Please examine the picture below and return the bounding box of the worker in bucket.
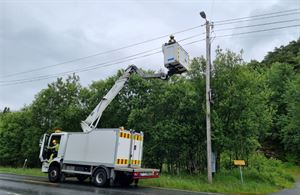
[48,140,59,162]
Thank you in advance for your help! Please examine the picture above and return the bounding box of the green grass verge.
[140,165,300,195]
[0,167,45,177]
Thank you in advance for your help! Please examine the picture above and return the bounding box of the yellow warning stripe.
[134,135,143,141]
[119,132,143,141]
[119,132,131,139]
[116,158,128,165]
[131,159,141,165]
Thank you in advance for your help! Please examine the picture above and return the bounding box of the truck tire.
[48,165,60,183]
[92,169,107,187]
[76,174,89,182]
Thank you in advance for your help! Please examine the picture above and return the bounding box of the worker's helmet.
[52,140,57,144]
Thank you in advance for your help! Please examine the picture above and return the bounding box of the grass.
[0,163,299,195]
[0,167,45,177]
[140,165,300,195]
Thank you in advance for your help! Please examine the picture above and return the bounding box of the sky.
[0,0,299,110]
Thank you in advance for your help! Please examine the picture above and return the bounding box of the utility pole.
[200,11,213,184]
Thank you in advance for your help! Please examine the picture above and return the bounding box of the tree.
[261,63,295,159]
[0,109,35,166]
[262,39,300,71]
[211,48,273,164]
[281,74,300,163]
[31,74,84,132]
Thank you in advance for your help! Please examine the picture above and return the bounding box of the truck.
[39,36,189,187]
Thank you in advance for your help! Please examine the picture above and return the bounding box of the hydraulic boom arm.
[81,65,168,133]
[81,36,188,133]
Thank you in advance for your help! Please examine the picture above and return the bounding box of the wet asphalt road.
[0,173,222,195]
[269,180,300,195]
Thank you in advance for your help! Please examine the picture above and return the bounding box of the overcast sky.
[0,0,299,110]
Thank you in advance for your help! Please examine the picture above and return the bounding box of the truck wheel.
[76,174,89,182]
[48,165,60,183]
[92,169,107,187]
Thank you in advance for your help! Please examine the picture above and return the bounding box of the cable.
[1,23,298,86]
[0,33,206,84]
[0,51,161,86]
[171,24,300,47]
[3,18,297,83]
[214,8,300,24]
[0,38,207,87]
[216,24,300,38]
[0,25,205,79]
[214,19,300,32]
[2,23,299,85]
[214,11,300,26]
[2,9,299,79]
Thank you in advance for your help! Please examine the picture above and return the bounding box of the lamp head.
[200,11,206,19]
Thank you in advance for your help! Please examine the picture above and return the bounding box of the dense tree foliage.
[0,39,299,172]
[262,38,300,70]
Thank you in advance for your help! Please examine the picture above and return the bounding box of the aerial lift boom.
[81,64,180,133]
[81,36,189,133]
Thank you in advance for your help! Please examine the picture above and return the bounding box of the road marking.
[2,191,23,195]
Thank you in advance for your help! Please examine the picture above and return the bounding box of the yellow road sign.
[234,160,246,166]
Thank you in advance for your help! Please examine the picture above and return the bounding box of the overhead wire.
[2,17,298,83]
[214,19,300,32]
[1,9,299,86]
[1,8,299,79]
[0,25,205,79]
[214,11,300,26]
[214,8,300,24]
[216,24,300,38]
[0,35,206,85]
[1,23,299,86]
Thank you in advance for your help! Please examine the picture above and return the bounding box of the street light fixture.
[200,11,207,20]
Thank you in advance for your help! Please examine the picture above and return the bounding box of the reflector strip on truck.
[116,158,129,165]
[131,160,141,165]
[134,135,143,141]
[119,132,131,139]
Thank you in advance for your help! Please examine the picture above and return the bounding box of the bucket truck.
[39,36,189,187]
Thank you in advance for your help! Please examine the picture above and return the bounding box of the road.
[269,180,300,195]
[0,173,222,195]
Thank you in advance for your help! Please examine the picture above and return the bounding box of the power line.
[0,25,205,79]
[214,8,300,24]
[215,11,300,26]
[1,23,299,86]
[0,51,161,86]
[167,24,300,49]
[0,34,205,84]
[214,19,300,32]
[3,18,297,83]
[0,38,207,87]
[216,24,300,38]
[1,9,299,79]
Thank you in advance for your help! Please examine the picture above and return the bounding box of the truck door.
[130,132,143,167]
[39,134,49,162]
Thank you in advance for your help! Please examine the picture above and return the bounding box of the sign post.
[233,160,246,184]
